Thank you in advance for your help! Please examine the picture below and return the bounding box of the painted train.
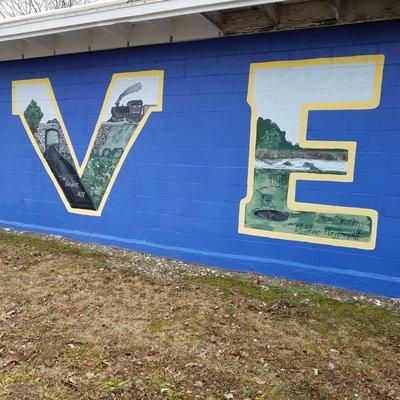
[109,81,144,124]
[109,99,144,124]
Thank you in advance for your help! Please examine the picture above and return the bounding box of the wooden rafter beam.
[24,36,56,51]
[328,0,341,21]
[0,40,24,55]
[261,4,279,26]
[100,24,133,42]
[200,11,224,33]
[60,30,91,47]
[146,18,174,39]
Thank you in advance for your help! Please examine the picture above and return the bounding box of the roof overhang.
[0,0,284,41]
[0,0,399,62]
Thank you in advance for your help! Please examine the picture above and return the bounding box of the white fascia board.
[0,0,288,42]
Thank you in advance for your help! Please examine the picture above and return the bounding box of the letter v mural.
[239,55,384,250]
[12,70,164,216]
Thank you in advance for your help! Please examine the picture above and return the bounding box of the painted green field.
[245,168,373,243]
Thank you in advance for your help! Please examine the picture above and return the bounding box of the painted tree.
[24,100,43,133]
[256,117,300,150]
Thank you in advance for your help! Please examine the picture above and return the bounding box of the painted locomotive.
[110,100,144,123]
[108,81,144,124]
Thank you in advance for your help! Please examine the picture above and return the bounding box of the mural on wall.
[239,55,384,250]
[13,71,164,216]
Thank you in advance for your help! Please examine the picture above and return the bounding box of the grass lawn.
[0,229,399,400]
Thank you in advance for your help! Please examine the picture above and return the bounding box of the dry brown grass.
[0,230,399,400]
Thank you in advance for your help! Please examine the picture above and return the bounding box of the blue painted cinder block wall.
[0,20,399,297]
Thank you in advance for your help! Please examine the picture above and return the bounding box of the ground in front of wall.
[0,229,399,400]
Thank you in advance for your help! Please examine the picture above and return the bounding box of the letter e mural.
[239,55,384,250]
